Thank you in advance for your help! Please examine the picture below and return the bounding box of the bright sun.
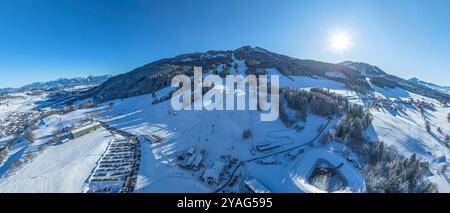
[330,32,351,51]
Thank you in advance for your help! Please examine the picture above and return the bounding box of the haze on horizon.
[0,0,449,88]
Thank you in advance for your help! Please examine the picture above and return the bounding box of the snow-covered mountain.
[0,75,112,94]
[1,46,449,193]
[81,46,366,103]
[409,77,450,95]
[340,61,450,102]
[339,61,386,76]
[82,47,449,104]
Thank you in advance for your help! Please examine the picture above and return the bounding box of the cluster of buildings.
[201,161,227,185]
[0,88,97,140]
[174,146,272,192]
[200,155,238,186]
[0,110,48,138]
[369,96,435,112]
[369,97,406,111]
[177,147,206,170]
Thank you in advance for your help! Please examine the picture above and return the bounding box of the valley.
[0,47,449,193]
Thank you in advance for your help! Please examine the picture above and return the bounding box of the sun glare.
[330,31,351,52]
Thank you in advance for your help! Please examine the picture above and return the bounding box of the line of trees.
[279,88,348,127]
[329,101,436,192]
[242,129,252,139]
[299,89,438,192]
[364,142,437,192]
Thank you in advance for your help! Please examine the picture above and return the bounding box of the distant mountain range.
[408,77,450,95]
[0,75,112,93]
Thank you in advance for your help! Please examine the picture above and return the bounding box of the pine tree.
[425,121,431,133]
[350,117,363,137]
[242,129,252,139]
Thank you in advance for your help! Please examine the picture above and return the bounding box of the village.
[0,88,96,139]
[365,91,445,112]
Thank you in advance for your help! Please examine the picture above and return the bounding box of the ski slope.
[365,89,450,191]
[266,68,346,89]
[0,129,111,192]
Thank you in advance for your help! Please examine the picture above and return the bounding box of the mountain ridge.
[81,46,450,103]
[408,77,450,95]
[0,75,112,93]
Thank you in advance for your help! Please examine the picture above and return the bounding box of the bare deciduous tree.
[26,130,35,143]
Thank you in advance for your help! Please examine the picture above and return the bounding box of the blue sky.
[0,0,449,88]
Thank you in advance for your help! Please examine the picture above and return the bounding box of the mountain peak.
[340,61,385,76]
[409,77,420,82]
[234,46,269,54]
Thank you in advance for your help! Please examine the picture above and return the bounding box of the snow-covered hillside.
[363,86,450,191]
[0,129,111,192]
[409,77,450,95]
[0,46,449,193]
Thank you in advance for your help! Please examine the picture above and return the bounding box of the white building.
[244,178,271,193]
[70,122,102,138]
[202,161,226,185]
[181,149,205,170]
[186,147,196,155]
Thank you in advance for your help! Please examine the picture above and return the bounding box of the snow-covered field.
[0,129,111,192]
[0,95,108,192]
[363,86,450,191]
